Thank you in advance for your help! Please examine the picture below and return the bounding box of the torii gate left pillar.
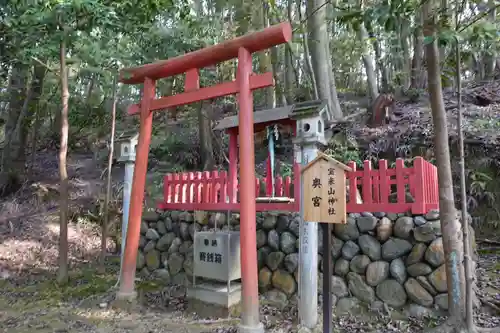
[117,23,292,333]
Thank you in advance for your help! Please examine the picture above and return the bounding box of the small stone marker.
[301,152,351,224]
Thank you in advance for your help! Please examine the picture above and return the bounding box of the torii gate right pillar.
[236,47,261,331]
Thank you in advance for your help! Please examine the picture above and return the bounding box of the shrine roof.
[115,130,139,142]
[213,104,295,131]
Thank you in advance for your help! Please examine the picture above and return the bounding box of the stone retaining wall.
[137,209,474,311]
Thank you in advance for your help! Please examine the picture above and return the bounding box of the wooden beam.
[120,23,292,84]
[127,72,274,115]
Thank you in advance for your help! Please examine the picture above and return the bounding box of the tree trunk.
[192,1,215,170]
[1,64,28,168]
[482,0,496,78]
[271,49,286,106]
[326,40,342,118]
[401,20,411,90]
[454,22,475,333]
[0,62,34,196]
[372,34,389,93]
[358,23,379,103]
[235,0,251,38]
[284,0,299,100]
[198,102,215,171]
[423,0,465,327]
[266,4,284,106]
[57,37,70,285]
[192,0,203,13]
[29,105,40,172]
[256,0,276,108]
[86,73,96,101]
[307,0,342,119]
[162,78,175,121]
[366,21,388,92]
[284,34,295,103]
[14,63,46,173]
[99,74,118,274]
[53,99,62,142]
[329,0,337,36]
[472,53,483,80]
[11,79,34,171]
[411,10,425,89]
[439,0,449,63]
[394,23,404,76]
[297,0,317,100]
[327,0,343,109]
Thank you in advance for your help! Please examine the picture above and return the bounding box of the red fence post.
[395,159,406,204]
[164,174,172,204]
[362,160,373,204]
[266,157,273,196]
[173,174,181,203]
[425,161,439,210]
[211,170,219,203]
[284,175,291,198]
[379,160,389,204]
[187,172,195,204]
[347,161,358,208]
[228,130,238,203]
[293,162,301,211]
[275,176,283,197]
[179,173,188,203]
[195,171,203,203]
[200,171,208,203]
[412,157,426,214]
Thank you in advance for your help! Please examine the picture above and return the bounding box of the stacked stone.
[136,210,239,285]
[136,209,473,311]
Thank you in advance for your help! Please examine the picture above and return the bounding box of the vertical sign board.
[300,152,351,333]
[301,152,350,224]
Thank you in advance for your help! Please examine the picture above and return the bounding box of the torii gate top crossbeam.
[119,23,292,85]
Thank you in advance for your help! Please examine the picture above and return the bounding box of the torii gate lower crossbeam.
[117,23,292,333]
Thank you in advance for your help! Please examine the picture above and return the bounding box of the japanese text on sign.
[199,251,223,263]
[312,177,322,189]
[312,177,323,207]
[301,223,309,253]
[199,237,222,263]
[204,238,218,246]
[327,168,337,216]
[301,152,349,224]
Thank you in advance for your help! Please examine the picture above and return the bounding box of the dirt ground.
[0,152,499,333]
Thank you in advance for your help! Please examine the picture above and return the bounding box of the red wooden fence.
[157,157,439,214]
[346,157,438,214]
[158,163,301,212]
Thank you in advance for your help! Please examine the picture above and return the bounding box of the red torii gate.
[118,23,292,331]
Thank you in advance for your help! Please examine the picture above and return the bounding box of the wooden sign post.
[300,152,351,333]
[301,152,350,224]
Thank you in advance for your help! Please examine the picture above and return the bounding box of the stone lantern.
[116,131,139,163]
[115,130,138,281]
[290,99,330,146]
